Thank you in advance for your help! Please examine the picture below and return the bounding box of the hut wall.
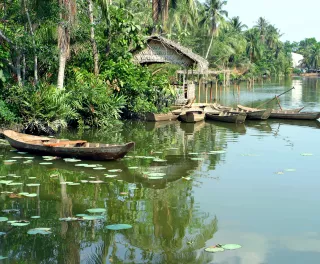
[134,40,194,68]
[187,83,195,100]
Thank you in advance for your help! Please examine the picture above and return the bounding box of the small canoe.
[236,105,272,120]
[2,130,135,161]
[145,112,178,122]
[179,109,205,123]
[205,112,247,123]
[268,110,320,120]
[236,105,304,118]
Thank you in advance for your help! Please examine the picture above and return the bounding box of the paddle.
[256,87,295,109]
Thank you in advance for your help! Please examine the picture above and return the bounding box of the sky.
[221,0,320,42]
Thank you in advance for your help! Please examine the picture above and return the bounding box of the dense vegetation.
[0,0,318,132]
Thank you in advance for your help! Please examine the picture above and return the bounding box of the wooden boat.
[205,112,247,123]
[237,105,304,117]
[268,110,320,120]
[213,104,271,120]
[145,112,178,122]
[179,109,205,123]
[2,130,135,161]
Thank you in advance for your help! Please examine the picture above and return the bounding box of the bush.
[0,99,17,124]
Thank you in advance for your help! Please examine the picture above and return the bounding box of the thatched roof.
[133,36,209,72]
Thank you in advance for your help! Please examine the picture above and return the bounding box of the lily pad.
[148,176,164,180]
[60,182,73,185]
[89,180,104,184]
[190,157,204,161]
[39,162,53,165]
[0,217,8,222]
[182,177,192,181]
[28,177,37,179]
[82,215,104,220]
[105,175,117,178]
[153,158,167,162]
[86,208,106,213]
[10,220,30,226]
[26,183,40,187]
[153,151,163,154]
[221,244,242,250]
[147,173,166,177]
[93,167,106,170]
[27,228,52,235]
[80,180,89,183]
[24,193,37,197]
[64,158,81,162]
[31,216,40,219]
[0,180,13,184]
[0,256,8,260]
[108,169,122,173]
[75,214,88,217]
[17,152,28,154]
[188,152,199,155]
[204,247,225,253]
[74,163,89,167]
[67,183,81,186]
[2,209,19,213]
[1,191,13,194]
[128,167,139,170]
[23,160,34,164]
[3,160,17,162]
[105,224,132,230]
[210,150,226,154]
[18,192,30,196]
[83,164,97,168]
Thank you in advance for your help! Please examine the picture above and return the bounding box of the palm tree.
[199,0,228,59]
[245,28,262,62]
[229,16,247,32]
[255,17,268,42]
[57,0,77,89]
[88,0,99,75]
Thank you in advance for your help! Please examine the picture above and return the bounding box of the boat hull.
[3,130,135,161]
[269,111,320,120]
[205,112,247,123]
[145,112,178,122]
[179,112,205,123]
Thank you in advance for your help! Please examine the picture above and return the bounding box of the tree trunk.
[23,0,38,84]
[57,49,67,89]
[162,0,169,31]
[152,0,160,31]
[205,32,214,59]
[22,53,26,83]
[16,51,22,86]
[88,0,99,75]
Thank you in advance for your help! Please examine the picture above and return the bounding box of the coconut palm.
[245,28,263,62]
[229,16,247,32]
[199,0,228,59]
[255,17,268,42]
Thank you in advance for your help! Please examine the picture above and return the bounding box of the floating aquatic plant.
[86,208,106,213]
[27,228,51,235]
[105,224,132,230]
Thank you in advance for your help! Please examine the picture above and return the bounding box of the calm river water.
[0,77,320,264]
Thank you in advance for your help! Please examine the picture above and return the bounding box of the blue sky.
[210,0,320,42]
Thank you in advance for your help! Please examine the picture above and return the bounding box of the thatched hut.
[133,36,209,103]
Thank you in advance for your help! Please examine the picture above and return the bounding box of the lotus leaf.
[93,167,106,170]
[68,183,81,186]
[2,209,19,213]
[23,160,33,164]
[31,216,40,219]
[105,175,117,178]
[188,152,199,155]
[86,208,106,213]
[27,228,52,235]
[28,177,37,179]
[0,217,8,222]
[75,164,88,167]
[10,221,30,226]
[204,247,225,253]
[24,193,37,197]
[26,183,40,187]
[83,165,97,168]
[108,169,122,172]
[80,180,88,183]
[0,256,8,260]
[221,244,242,250]
[128,167,139,169]
[39,162,53,165]
[82,215,104,220]
[210,150,226,154]
[17,152,27,154]
[0,180,13,184]
[190,157,204,161]
[89,180,104,184]
[76,214,88,217]
[18,192,29,196]
[148,176,164,180]
[60,182,73,185]
[105,224,132,230]
[153,158,167,162]
[3,160,17,162]
[147,173,166,177]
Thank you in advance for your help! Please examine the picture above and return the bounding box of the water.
[0,77,320,264]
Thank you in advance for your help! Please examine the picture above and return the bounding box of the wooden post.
[198,77,201,103]
[205,81,208,104]
[215,79,218,102]
[210,80,213,101]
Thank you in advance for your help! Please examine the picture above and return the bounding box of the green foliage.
[0,100,17,124]
[6,83,76,132]
[68,68,125,128]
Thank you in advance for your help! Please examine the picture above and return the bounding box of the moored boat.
[179,109,205,123]
[268,110,320,120]
[205,111,247,123]
[2,130,135,161]
[236,105,272,120]
[145,112,179,122]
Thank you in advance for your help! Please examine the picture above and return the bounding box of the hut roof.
[133,35,209,72]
